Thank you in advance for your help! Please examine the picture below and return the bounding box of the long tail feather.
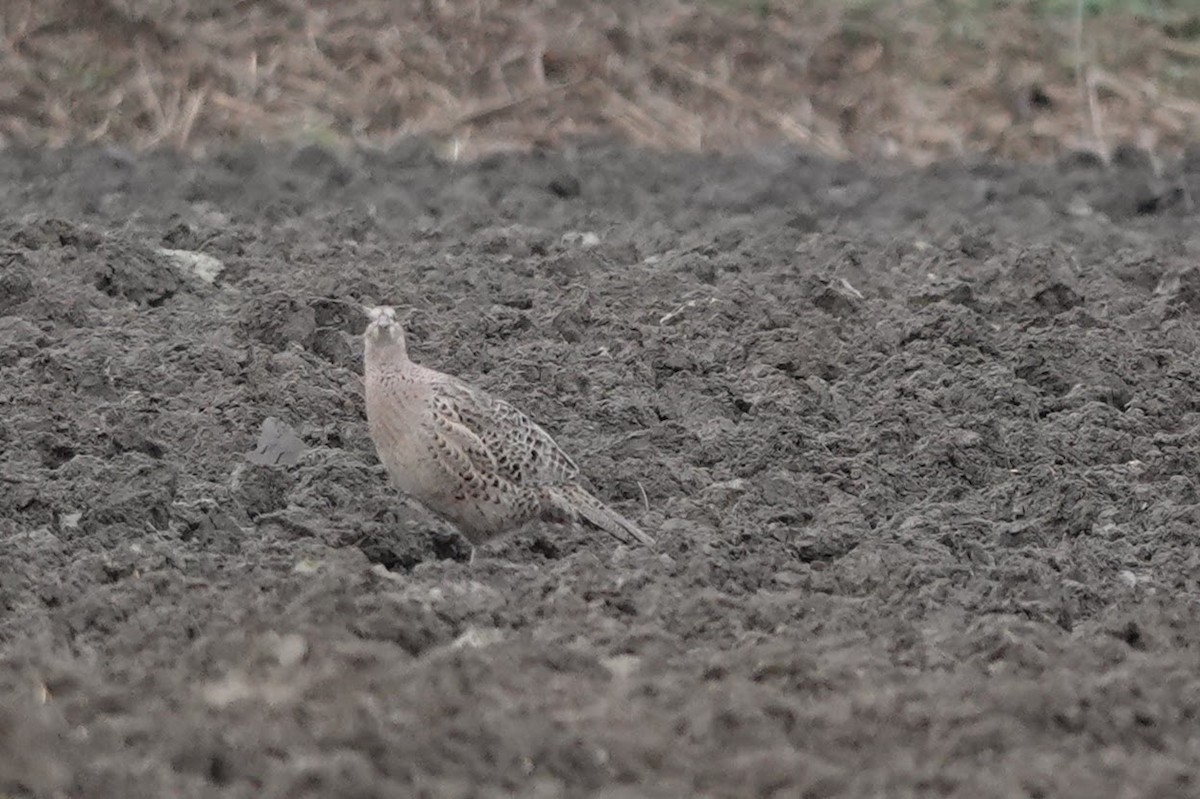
[544,484,656,547]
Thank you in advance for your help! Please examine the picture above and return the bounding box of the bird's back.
[431,376,581,488]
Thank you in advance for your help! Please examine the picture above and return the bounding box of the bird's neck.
[366,337,410,369]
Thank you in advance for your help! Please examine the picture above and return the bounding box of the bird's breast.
[365,374,441,493]
[366,375,423,436]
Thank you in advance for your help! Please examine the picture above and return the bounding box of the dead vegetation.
[0,0,1198,163]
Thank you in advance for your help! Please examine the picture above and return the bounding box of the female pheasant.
[362,306,654,548]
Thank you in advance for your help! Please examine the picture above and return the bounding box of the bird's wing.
[426,400,502,492]
[432,378,581,487]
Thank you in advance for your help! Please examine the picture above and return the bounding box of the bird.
[362,305,655,550]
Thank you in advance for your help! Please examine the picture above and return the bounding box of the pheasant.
[362,306,654,549]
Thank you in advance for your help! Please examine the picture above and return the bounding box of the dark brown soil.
[2,140,1200,797]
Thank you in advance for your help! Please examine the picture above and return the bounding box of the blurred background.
[1,0,1197,163]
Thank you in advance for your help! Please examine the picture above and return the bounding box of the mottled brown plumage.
[363,306,654,548]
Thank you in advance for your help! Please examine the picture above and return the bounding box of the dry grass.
[0,0,1197,163]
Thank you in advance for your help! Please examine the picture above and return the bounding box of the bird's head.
[363,305,408,361]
